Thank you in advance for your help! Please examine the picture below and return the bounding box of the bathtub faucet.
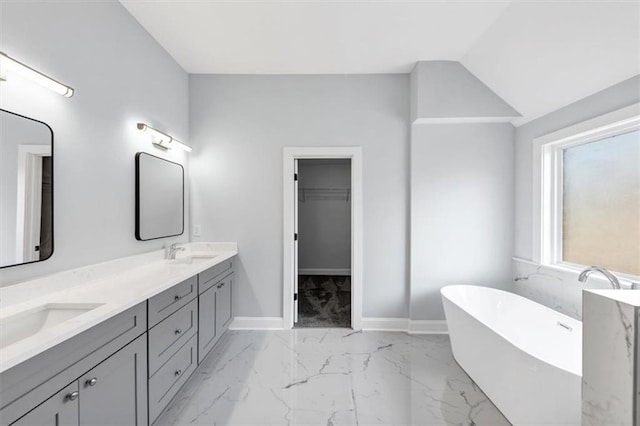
[578,266,621,290]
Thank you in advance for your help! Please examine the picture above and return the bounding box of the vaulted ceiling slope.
[120,0,640,124]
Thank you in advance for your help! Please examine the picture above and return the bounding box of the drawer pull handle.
[66,391,79,402]
[175,329,182,335]
[175,369,182,377]
[86,377,98,387]
[174,294,182,301]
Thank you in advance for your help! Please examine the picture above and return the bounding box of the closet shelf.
[298,187,350,202]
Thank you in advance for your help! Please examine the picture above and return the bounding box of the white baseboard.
[362,318,448,334]
[298,268,351,276]
[229,316,447,334]
[362,317,409,331]
[408,320,448,334]
[229,317,284,330]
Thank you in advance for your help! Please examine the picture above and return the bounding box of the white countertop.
[0,242,238,374]
[585,289,640,307]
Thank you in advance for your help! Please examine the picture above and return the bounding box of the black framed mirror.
[135,152,184,241]
[0,109,54,268]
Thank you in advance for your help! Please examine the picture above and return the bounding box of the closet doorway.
[283,147,363,330]
[296,159,351,327]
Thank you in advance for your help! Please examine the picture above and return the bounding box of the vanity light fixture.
[0,51,74,97]
[136,123,192,152]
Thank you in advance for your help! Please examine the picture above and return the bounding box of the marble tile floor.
[296,275,351,328]
[156,329,511,425]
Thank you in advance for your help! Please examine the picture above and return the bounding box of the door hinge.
[294,233,298,241]
[294,293,298,301]
[294,173,298,181]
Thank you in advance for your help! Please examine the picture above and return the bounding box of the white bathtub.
[441,285,581,426]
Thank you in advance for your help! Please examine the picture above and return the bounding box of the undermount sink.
[170,255,218,265]
[0,303,104,349]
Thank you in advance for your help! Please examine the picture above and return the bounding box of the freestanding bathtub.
[441,285,581,426]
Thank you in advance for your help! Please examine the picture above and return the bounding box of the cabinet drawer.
[148,276,197,327]
[148,298,198,376]
[148,335,197,423]
[198,259,234,294]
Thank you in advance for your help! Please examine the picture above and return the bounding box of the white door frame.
[283,146,363,330]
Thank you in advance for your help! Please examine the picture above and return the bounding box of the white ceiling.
[120,0,640,124]
[461,0,640,125]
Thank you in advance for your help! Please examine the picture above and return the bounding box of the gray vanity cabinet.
[147,286,199,424]
[215,274,233,336]
[197,259,234,364]
[12,383,79,426]
[1,303,147,426]
[198,284,219,364]
[3,257,237,426]
[78,334,148,426]
[10,335,147,426]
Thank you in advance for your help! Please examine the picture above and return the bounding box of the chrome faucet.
[578,266,621,290]
[167,243,185,260]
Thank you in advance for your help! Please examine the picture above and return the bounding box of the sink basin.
[170,255,218,265]
[0,303,104,349]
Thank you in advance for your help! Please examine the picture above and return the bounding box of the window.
[535,105,640,278]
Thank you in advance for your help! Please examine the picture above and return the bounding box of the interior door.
[293,159,299,324]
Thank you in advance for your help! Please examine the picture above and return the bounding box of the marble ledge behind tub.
[0,242,237,373]
[511,257,636,320]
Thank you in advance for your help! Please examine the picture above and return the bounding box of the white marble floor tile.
[156,329,510,426]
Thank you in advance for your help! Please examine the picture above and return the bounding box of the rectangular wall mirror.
[135,152,184,241]
[0,109,54,268]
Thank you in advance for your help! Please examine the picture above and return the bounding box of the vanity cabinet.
[10,334,148,426]
[148,335,198,423]
[2,255,237,426]
[215,274,233,336]
[0,303,147,426]
[198,260,234,364]
[78,334,148,425]
[147,288,199,424]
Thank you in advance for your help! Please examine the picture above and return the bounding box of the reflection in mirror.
[135,152,184,241]
[0,109,54,268]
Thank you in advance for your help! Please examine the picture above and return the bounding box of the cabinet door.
[78,334,148,426]
[12,382,79,426]
[198,285,218,364]
[215,274,233,335]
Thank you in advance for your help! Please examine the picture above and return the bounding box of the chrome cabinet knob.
[174,369,182,377]
[175,329,182,335]
[174,294,181,301]
[86,377,98,387]
[66,391,79,402]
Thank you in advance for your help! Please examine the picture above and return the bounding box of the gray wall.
[298,160,351,273]
[0,1,189,286]
[189,75,410,319]
[411,61,519,122]
[409,61,516,321]
[411,123,515,320]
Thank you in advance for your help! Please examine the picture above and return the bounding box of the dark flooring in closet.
[296,275,351,328]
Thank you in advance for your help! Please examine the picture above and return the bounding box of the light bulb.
[0,51,74,97]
